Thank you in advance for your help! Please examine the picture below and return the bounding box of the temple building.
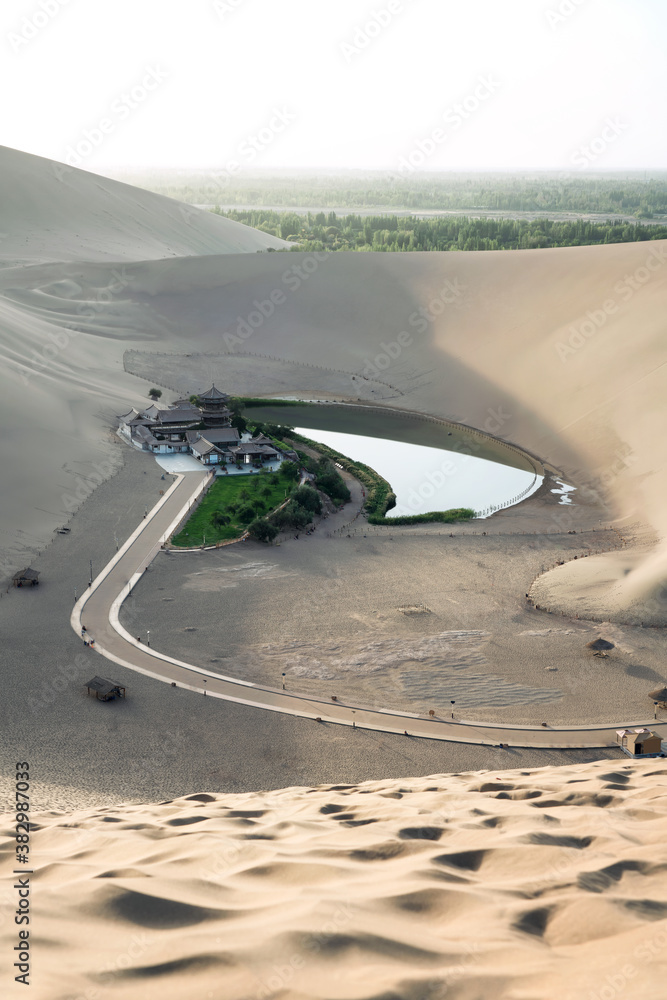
[117,386,287,472]
[197,384,233,428]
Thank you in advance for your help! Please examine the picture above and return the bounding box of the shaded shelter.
[586,638,615,651]
[85,676,126,701]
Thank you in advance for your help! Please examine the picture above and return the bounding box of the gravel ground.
[0,450,625,814]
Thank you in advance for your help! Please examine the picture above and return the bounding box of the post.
[282,673,286,690]
[89,559,93,586]
[451,700,455,719]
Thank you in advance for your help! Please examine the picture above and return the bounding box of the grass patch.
[171,470,292,546]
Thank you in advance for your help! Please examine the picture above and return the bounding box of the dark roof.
[586,638,615,651]
[232,443,279,455]
[198,384,228,400]
[156,408,201,424]
[190,439,218,457]
[85,676,124,696]
[13,568,39,582]
[199,427,240,444]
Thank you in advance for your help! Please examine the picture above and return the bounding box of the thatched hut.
[587,638,614,657]
[648,687,667,707]
[586,638,615,651]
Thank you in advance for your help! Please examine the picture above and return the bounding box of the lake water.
[245,401,542,518]
[293,426,542,518]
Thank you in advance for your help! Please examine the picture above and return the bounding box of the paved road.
[71,471,667,749]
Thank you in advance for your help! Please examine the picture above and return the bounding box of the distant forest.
[115,170,667,219]
[216,209,667,252]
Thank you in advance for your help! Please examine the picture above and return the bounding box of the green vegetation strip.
[171,468,293,546]
[219,211,667,253]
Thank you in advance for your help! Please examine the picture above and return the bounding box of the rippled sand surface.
[6,759,667,999]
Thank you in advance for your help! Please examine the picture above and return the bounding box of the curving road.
[71,470,666,749]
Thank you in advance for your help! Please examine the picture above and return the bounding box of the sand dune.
[5,759,667,999]
[1,145,666,615]
[0,145,289,265]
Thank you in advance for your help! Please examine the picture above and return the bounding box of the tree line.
[217,209,667,253]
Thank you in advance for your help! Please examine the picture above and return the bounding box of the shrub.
[291,484,322,514]
[248,519,279,543]
[368,508,476,525]
[237,503,256,525]
[280,460,300,481]
[273,501,313,530]
[148,388,162,399]
[316,461,350,504]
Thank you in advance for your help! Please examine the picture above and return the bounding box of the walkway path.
[71,472,667,750]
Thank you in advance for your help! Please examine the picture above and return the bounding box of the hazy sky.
[2,0,665,173]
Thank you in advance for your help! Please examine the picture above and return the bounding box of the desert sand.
[1,146,666,623]
[1,148,667,997]
[3,758,667,1000]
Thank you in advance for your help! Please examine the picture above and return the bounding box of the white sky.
[1,0,665,172]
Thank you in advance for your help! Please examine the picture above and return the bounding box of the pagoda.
[197,384,232,428]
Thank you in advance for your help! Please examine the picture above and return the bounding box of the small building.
[616,728,663,757]
[230,442,280,466]
[85,676,126,701]
[13,568,40,588]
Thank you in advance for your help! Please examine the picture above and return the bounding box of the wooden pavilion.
[12,568,40,587]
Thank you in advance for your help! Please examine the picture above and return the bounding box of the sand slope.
[1,147,666,620]
[4,759,667,999]
[0,145,289,264]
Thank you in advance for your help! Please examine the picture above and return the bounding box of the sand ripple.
[4,759,667,999]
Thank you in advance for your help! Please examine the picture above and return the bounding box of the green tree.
[280,460,300,481]
[237,503,256,525]
[148,388,162,400]
[248,518,279,543]
[291,484,322,514]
